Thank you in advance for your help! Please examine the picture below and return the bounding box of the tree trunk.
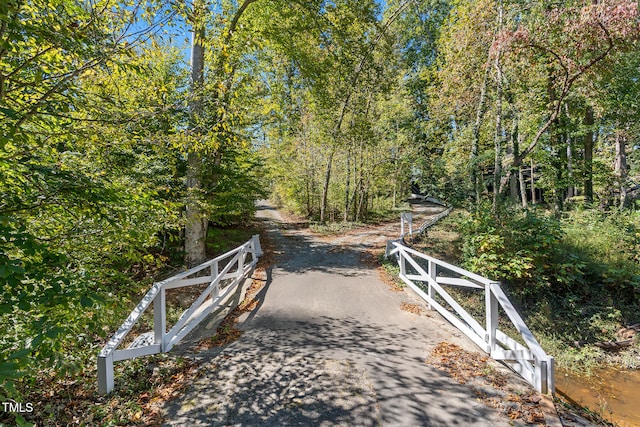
[303,138,312,216]
[471,68,489,204]
[185,0,207,267]
[320,148,334,223]
[554,144,565,212]
[518,165,528,209]
[583,106,594,204]
[565,104,575,200]
[508,119,518,202]
[546,69,564,212]
[566,137,575,199]
[492,5,504,212]
[531,158,536,205]
[614,127,628,209]
[344,146,351,222]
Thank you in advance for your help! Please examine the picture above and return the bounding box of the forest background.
[1,0,640,424]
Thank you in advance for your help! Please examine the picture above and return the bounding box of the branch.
[12,59,102,131]
[516,20,613,165]
[226,0,258,44]
[335,0,415,133]
[498,18,615,194]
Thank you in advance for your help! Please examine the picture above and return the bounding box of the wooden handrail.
[387,237,554,394]
[97,235,262,394]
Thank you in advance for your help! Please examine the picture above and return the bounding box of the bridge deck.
[161,202,528,426]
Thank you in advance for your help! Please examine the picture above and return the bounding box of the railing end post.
[547,356,555,395]
[97,354,114,394]
[153,287,166,351]
[252,234,263,257]
[534,357,550,394]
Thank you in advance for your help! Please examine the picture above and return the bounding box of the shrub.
[459,205,640,300]
[560,210,640,300]
[458,203,563,292]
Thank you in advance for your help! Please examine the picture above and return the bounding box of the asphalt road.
[162,202,515,426]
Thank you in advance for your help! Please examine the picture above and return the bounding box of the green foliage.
[0,5,188,398]
[560,210,640,298]
[255,0,418,222]
[205,146,267,227]
[206,227,257,255]
[460,205,640,297]
[1,0,272,402]
[457,204,640,371]
[459,204,563,288]
[0,216,103,397]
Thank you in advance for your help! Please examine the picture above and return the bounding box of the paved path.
[162,202,515,426]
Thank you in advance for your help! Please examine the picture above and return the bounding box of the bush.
[459,205,640,299]
[560,210,640,299]
[458,203,563,292]
[453,204,640,370]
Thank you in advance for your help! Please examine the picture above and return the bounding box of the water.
[556,368,640,426]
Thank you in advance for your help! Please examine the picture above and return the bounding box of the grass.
[409,212,463,263]
[206,226,260,255]
[307,204,411,236]
[309,220,365,235]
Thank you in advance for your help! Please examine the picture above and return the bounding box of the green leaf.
[7,349,30,360]
[0,107,18,119]
[80,295,93,307]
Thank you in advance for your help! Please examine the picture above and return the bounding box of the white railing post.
[97,354,114,394]
[399,251,406,276]
[154,286,166,351]
[252,234,263,257]
[427,260,436,310]
[409,213,413,236]
[485,283,498,352]
[238,246,245,272]
[535,359,547,394]
[534,356,555,395]
[547,356,555,394]
[211,261,219,298]
[385,240,393,258]
[400,212,413,237]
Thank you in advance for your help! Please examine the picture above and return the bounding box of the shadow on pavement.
[165,314,504,426]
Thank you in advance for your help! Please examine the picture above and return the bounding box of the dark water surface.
[557,368,640,426]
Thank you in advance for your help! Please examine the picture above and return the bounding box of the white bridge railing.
[98,235,262,394]
[386,240,554,394]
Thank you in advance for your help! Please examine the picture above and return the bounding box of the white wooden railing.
[386,240,555,394]
[401,196,452,240]
[97,235,262,394]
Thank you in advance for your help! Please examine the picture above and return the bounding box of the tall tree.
[497,0,639,195]
[183,0,258,265]
[185,0,208,266]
